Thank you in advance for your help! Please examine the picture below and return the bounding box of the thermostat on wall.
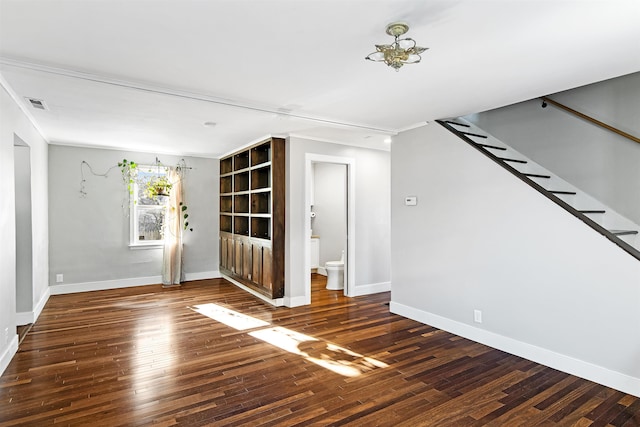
[405,196,417,206]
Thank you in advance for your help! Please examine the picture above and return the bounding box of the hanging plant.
[180,202,193,232]
[117,159,138,195]
[145,175,173,199]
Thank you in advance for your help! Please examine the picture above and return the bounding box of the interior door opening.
[304,154,355,304]
[14,135,33,328]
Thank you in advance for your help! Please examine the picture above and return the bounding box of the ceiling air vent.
[25,97,48,110]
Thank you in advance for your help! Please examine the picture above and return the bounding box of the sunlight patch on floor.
[250,326,388,377]
[192,303,388,377]
[191,303,270,330]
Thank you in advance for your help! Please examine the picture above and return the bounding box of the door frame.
[304,153,355,303]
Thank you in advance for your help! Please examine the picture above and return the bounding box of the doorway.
[14,136,33,326]
[304,154,355,303]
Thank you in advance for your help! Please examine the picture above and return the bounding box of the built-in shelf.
[251,217,271,240]
[251,192,271,214]
[220,175,232,194]
[220,195,232,213]
[251,141,271,166]
[220,215,232,233]
[220,157,233,175]
[219,137,285,299]
[234,216,249,236]
[251,166,271,190]
[234,194,250,213]
[234,151,250,171]
[234,171,249,192]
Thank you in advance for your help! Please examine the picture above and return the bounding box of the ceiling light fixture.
[365,22,428,71]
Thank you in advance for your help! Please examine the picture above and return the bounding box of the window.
[130,165,169,247]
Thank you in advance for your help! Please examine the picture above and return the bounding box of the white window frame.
[129,165,170,249]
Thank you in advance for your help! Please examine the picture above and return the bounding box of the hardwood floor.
[1,275,638,426]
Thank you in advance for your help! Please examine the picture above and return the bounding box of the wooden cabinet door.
[234,240,243,276]
[228,238,235,271]
[221,236,235,272]
[242,241,252,281]
[252,244,263,286]
[220,237,227,270]
[262,246,272,292]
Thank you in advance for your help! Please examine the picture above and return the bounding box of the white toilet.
[325,251,344,290]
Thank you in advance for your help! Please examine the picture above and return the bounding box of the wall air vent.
[25,97,48,110]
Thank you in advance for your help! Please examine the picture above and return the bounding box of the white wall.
[48,145,219,291]
[0,84,49,375]
[390,124,640,396]
[14,144,32,314]
[286,137,391,303]
[466,72,640,225]
[312,163,347,266]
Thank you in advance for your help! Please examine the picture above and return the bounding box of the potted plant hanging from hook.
[142,157,173,200]
[145,175,172,199]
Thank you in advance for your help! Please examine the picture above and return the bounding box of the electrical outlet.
[474,309,483,323]
[56,274,64,283]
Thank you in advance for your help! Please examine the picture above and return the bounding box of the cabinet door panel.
[252,244,263,285]
[234,240,243,276]
[220,237,228,269]
[243,241,252,281]
[262,247,272,291]
[227,238,235,271]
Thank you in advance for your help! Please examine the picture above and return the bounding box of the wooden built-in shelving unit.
[219,137,285,299]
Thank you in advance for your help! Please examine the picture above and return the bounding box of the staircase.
[438,118,640,260]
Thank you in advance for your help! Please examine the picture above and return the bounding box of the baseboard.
[185,271,222,281]
[284,295,308,308]
[50,271,222,295]
[34,286,50,322]
[15,286,51,326]
[317,267,327,276]
[0,334,19,376]
[15,311,33,326]
[390,301,640,398]
[50,275,163,295]
[221,274,285,307]
[352,281,391,296]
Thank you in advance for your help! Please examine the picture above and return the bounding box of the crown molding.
[0,56,397,134]
[397,120,430,133]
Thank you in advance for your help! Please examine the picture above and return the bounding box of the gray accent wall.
[286,137,391,300]
[390,123,640,395]
[48,145,219,287]
[465,72,640,225]
[14,144,32,314]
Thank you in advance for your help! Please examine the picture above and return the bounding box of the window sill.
[129,242,164,250]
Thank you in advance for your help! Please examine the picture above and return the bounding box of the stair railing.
[438,120,640,261]
[540,96,640,144]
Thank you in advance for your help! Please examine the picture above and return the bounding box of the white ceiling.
[1,0,639,158]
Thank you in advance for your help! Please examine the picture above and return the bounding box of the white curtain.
[162,167,184,286]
